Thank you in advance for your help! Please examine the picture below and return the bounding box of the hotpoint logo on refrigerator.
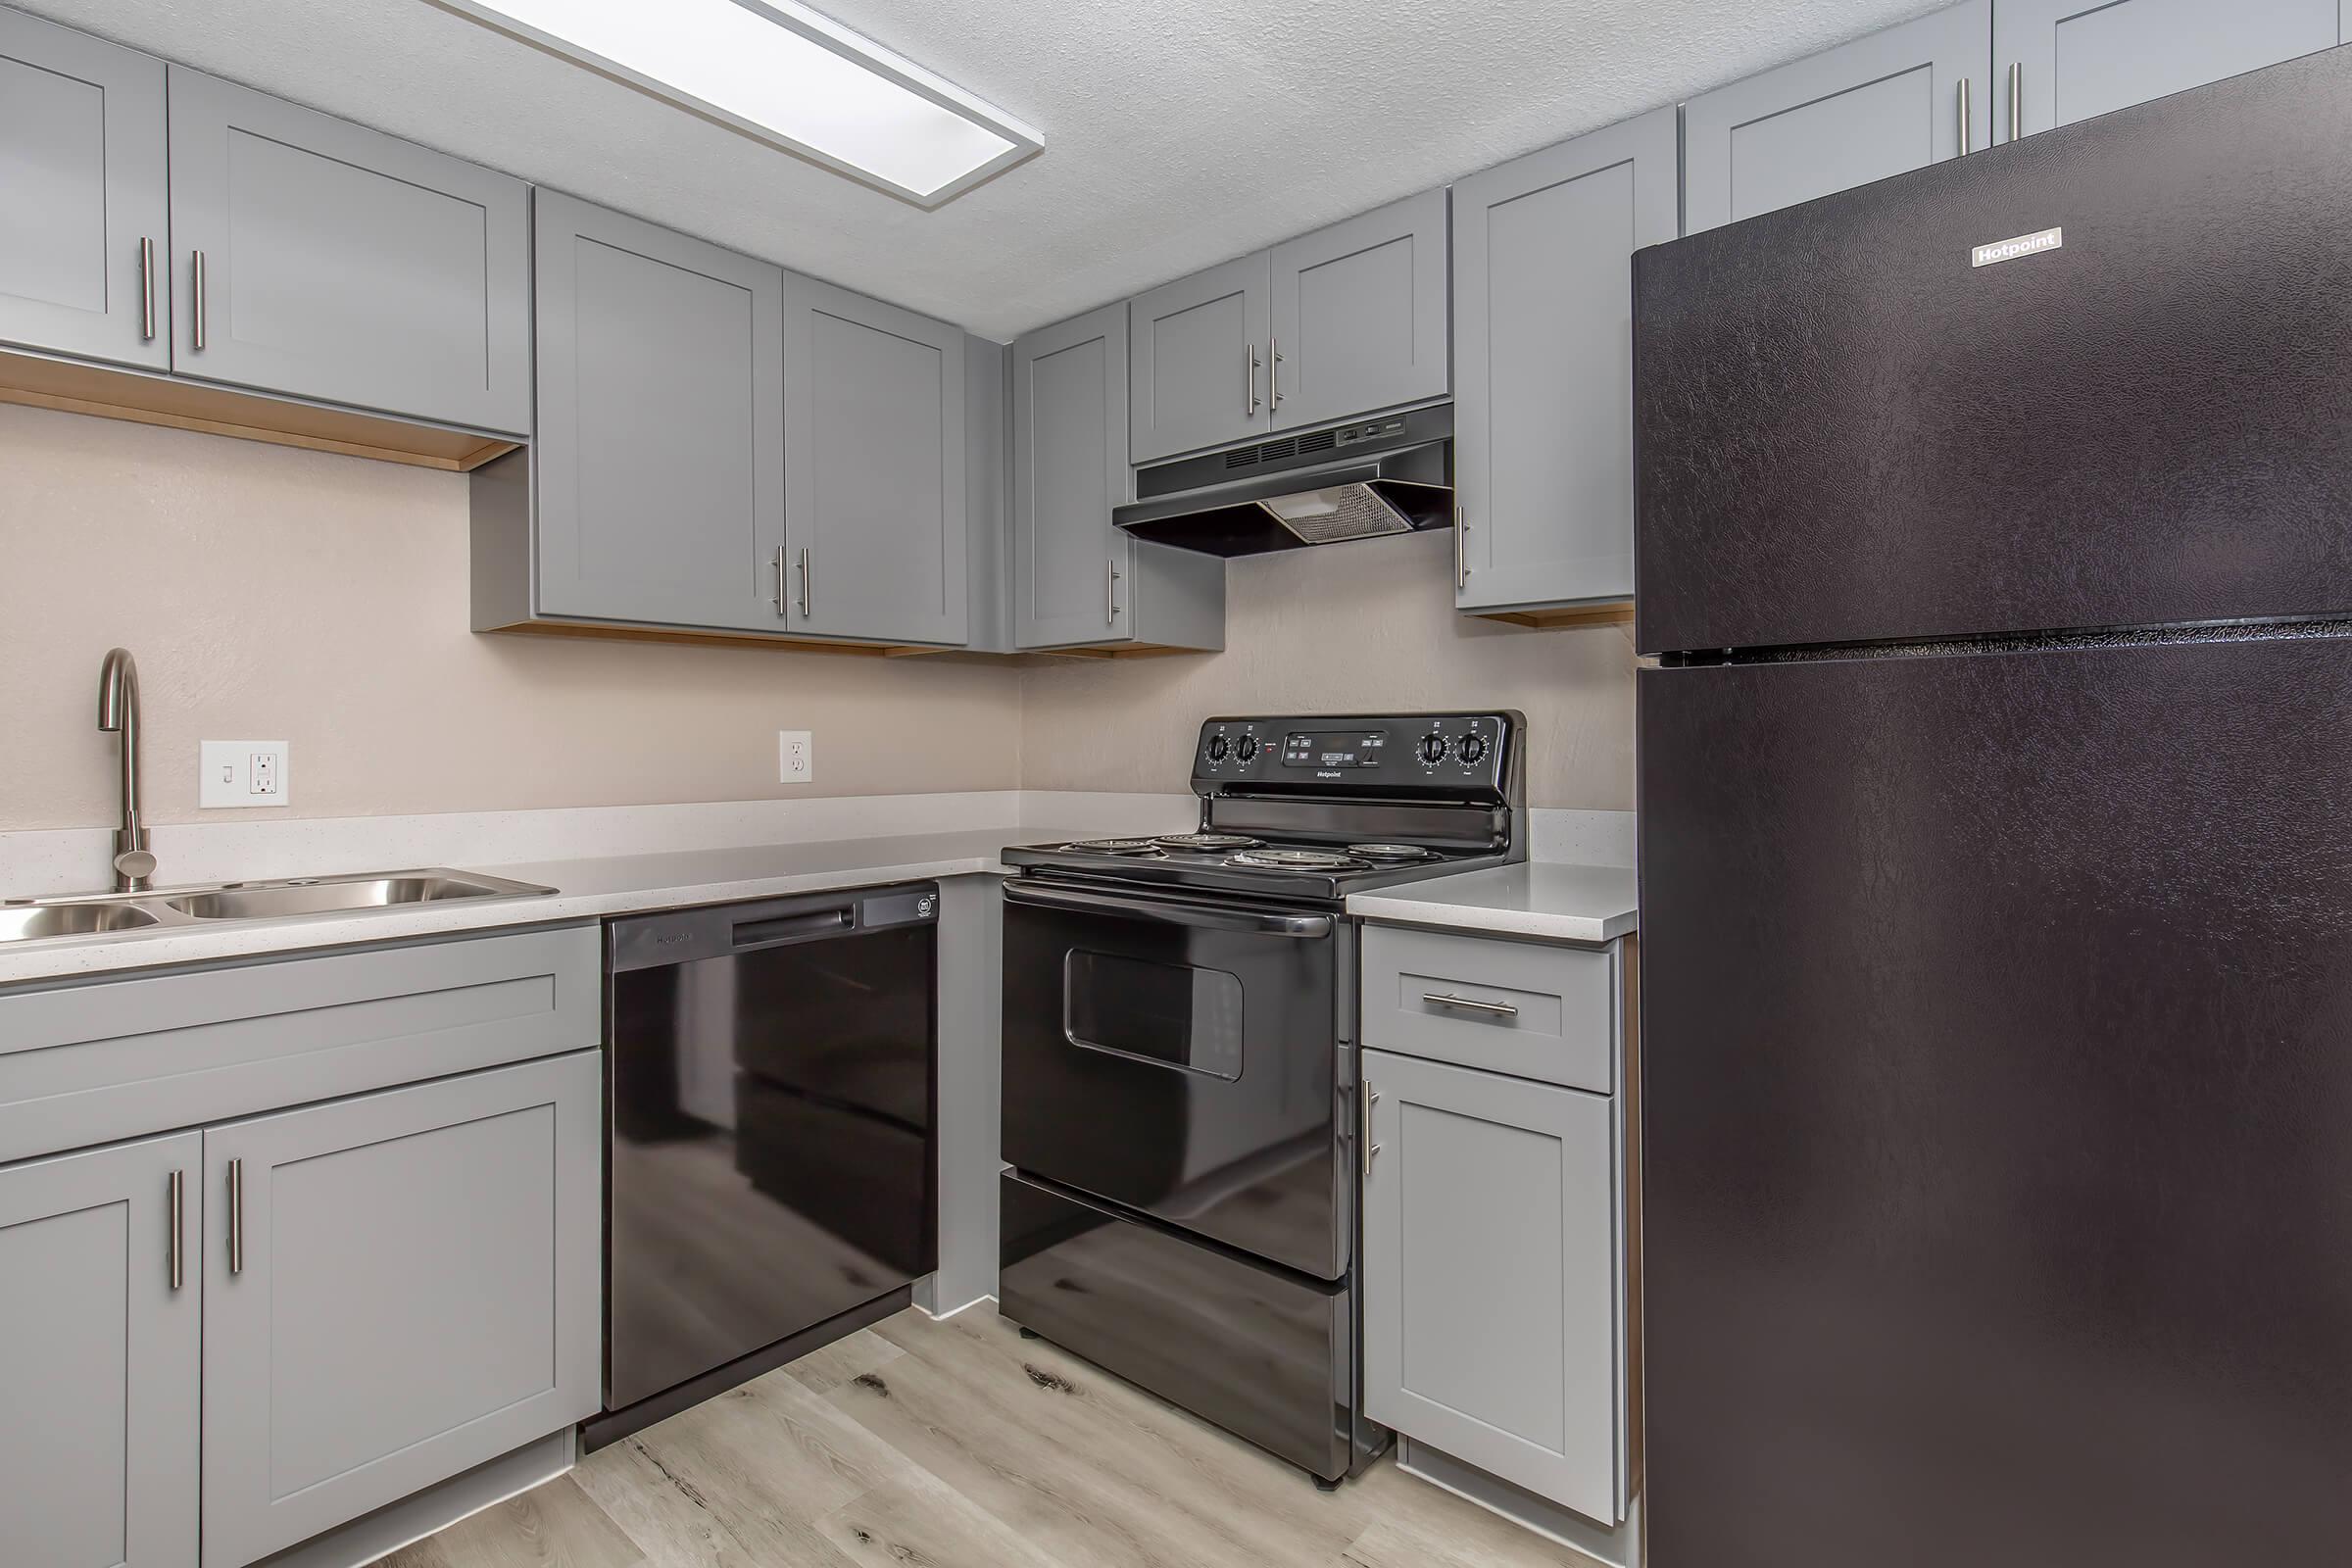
[1971,226,2064,268]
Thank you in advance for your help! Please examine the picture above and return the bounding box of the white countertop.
[0,826,1106,988]
[1347,861,1639,944]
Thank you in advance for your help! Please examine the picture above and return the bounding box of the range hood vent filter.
[1259,484,1413,544]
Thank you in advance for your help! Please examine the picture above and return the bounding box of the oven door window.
[1064,951,1245,1080]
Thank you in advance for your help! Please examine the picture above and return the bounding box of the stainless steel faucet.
[96,648,157,893]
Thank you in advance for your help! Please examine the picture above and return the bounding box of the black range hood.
[1114,404,1451,558]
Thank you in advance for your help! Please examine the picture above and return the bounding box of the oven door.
[1002,878,1346,1279]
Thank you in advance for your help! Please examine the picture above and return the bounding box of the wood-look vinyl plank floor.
[377,1302,1591,1568]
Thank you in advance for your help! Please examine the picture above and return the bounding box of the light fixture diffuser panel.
[431,0,1042,206]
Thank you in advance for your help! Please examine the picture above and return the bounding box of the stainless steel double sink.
[0,868,558,944]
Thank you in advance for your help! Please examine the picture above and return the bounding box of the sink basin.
[0,867,555,944]
[0,901,165,942]
[163,870,555,921]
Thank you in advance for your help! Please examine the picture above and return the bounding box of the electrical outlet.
[201,741,289,808]
[778,730,813,785]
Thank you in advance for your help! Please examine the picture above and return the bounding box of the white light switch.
[778,730,813,785]
[201,741,289,808]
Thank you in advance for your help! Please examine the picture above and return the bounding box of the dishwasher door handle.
[1004,881,1332,938]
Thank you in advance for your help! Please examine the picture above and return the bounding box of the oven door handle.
[1004,881,1332,938]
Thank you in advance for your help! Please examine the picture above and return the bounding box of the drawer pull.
[1423,991,1519,1019]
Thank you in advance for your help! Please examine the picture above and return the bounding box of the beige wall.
[1019,530,1636,809]
[0,405,1025,831]
[2,406,1633,831]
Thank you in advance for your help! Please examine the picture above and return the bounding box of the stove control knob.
[1419,734,1448,764]
[1235,734,1258,761]
[1206,735,1230,762]
[1458,732,1487,764]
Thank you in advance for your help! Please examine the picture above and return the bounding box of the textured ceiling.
[21,0,1946,340]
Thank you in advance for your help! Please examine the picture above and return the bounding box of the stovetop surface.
[1002,833,1511,904]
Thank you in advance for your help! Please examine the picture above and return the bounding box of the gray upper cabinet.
[1362,1048,1621,1523]
[784,274,968,646]
[530,192,788,632]
[0,10,168,370]
[165,66,531,433]
[0,1131,200,1568]
[1454,107,1677,612]
[1995,0,2345,138]
[1013,303,1228,652]
[1013,304,1132,648]
[1684,0,1992,233]
[1267,188,1450,431]
[1129,251,1270,463]
[201,1052,601,1568]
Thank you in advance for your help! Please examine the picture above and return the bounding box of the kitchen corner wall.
[0,405,1026,831]
[1,406,1633,831]
[1018,530,1636,810]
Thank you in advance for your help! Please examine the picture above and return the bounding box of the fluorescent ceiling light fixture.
[432,0,1042,206]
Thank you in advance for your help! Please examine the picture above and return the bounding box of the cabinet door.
[785,274,968,645]
[0,11,168,370]
[1268,187,1449,431]
[533,192,788,632]
[1012,304,1133,649]
[1129,251,1270,463]
[0,1131,200,1568]
[1455,108,1676,612]
[201,1053,600,1568]
[1362,1049,1620,1521]
[165,67,530,432]
[1996,0,2343,138]
[1684,0,1992,233]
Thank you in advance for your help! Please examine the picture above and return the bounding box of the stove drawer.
[1360,924,1618,1093]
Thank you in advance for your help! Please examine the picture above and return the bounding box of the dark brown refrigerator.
[1634,45,2352,1568]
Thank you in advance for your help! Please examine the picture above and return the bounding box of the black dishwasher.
[590,883,938,1446]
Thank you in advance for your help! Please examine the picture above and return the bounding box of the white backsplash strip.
[1528,808,1638,869]
[0,792,1025,899]
[0,793,1634,899]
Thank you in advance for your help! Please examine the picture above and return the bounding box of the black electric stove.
[996,712,1524,1489]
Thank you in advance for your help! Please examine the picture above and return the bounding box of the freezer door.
[1637,635,2352,1568]
[1635,44,2352,656]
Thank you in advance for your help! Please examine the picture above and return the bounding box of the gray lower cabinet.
[1362,1048,1622,1522]
[1129,252,1270,463]
[1452,107,1676,613]
[1995,0,2345,137]
[1684,0,1993,233]
[784,274,968,645]
[201,1050,602,1568]
[164,67,530,433]
[1267,188,1449,432]
[1011,303,1224,651]
[0,8,169,370]
[523,191,787,632]
[0,1130,201,1568]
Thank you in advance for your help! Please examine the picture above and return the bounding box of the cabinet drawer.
[0,924,600,1164]
[1360,924,1616,1092]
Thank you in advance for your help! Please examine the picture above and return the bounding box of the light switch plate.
[779,730,813,785]
[201,741,289,808]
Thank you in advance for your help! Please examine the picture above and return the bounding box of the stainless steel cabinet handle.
[1244,342,1261,415]
[796,548,811,618]
[1269,336,1283,411]
[140,238,157,342]
[771,545,787,615]
[1424,991,1520,1018]
[1106,557,1122,623]
[2009,62,2023,142]
[226,1157,244,1275]
[1361,1082,1381,1178]
[1454,505,1470,591]
[1957,77,1972,154]
[192,250,207,350]
[168,1168,184,1291]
